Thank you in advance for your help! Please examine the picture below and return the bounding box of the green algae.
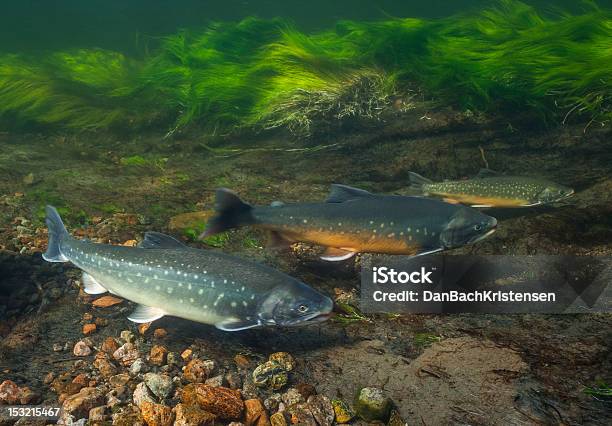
[0,1,609,133]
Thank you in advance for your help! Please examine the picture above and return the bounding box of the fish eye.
[297,304,309,313]
[474,224,482,231]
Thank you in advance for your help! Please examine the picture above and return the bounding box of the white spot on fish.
[231,301,237,307]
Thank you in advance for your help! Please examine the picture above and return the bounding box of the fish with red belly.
[202,185,498,261]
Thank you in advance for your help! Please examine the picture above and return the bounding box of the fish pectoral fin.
[470,204,494,208]
[267,231,294,250]
[139,232,187,249]
[413,248,443,257]
[320,247,357,262]
[215,318,261,331]
[82,273,108,295]
[326,184,373,203]
[442,198,461,204]
[127,305,166,323]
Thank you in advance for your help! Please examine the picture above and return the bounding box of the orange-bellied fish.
[409,169,574,208]
[202,185,497,261]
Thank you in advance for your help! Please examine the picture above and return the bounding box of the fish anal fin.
[139,232,187,249]
[470,204,494,208]
[127,305,166,323]
[215,318,261,331]
[320,247,357,262]
[326,184,373,203]
[82,273,108,295]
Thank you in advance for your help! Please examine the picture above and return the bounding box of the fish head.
[535,184,574,204]
[257,281,334,327]
[440,207,497,249]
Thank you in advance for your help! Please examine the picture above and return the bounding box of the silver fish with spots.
[42,206,332,331]
[409,169,574,208]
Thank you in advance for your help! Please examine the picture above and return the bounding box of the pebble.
[281,388,305,406]
[307,395,334,426]
[268,352,295,371]
[204,374,226,387]
[153,328,168,338]
[180,348,193,361]
[82,323,97,335]
[0,380,37,405]
[234,354,251,369]
[120,330,135,343]
[354,387,392,422]
[82,312,93,321]
[100,336,120,354]
[89,405,108,422]
[183,358,216,383]
[270,412,288,426]
[226,371,242,390]
[92,295,123,307]
[264,393,282,412]
[149,345,168,366]
[331,399,354,423]
[61,387,105,420]
[387,408,405,426]
[113,342,139,366]
[129,358,147,375]
[43,372,55,385]
[173,403,217,426]
[73,340,92,357]
[133,382,156,407]
[286,403,317,426]
[296,383,316,401]
[109,373,130,388]
[181,384,244,420]
[252,361,289,390]
[144,373,174,400]
[138,322,152,335]
[72,374,89,388]
[244,398,271,426]
[52,343,64,352]
[166,352,178,367]
[140,400,174,426]
[93,352,118,377]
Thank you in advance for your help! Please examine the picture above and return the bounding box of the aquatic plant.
[0,1,609,133]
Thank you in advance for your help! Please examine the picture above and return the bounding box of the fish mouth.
[280,311,333,327]
[471,227,497,244]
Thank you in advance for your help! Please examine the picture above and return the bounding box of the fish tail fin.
[201,189,255,237]
[43,205,70,262]
[408,172,434,193]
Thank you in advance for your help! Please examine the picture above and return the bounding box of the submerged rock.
[181,384,244,420]
[252,361,289,390]
[286,403,317,426]
[268,352,295,371]
[0,380,37,404]
[270,412,288,426]
[183,358,216,383]
[101,336,120,354]
[133,382,156,407]
[140,401,174,426]
[354,387,392,422]
[331,399,354,423]
[149,345,168,366]
[281,388,304,406]
[173,403,217,426]
[244,398,270,426]
[144,373,174,400]
[307,395,334,426]
[61,387,105,420]
[113,342,139,366]
[387,408,405,426]
[93,352,118,377]
[73,340,92,357]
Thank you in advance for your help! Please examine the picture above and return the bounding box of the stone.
[89,405,108,421]
[204,374,226,387]
[183,359,216,383]
[354,387,392,422]
[252,361,288,390]
[73,340,92,356]
[244,398,271,426]
[153,328,167,338]
[109,373,130,387]
[286,403,316,426]
[263,393,282,412]
[331,400,354,424]
[270,412,287,426]
[92,295,123,307]
[234,354,251,369]
[120,330,135,343]
[181,348,193,361]
[268,352,295,371]
[43,372,55,385]
[61,387,105,419]
[130,358,147,376]
[111,404,145,425]
[173,403,217,426]
[113,342,139,366]
[0,380,37,404]
[140,401,174,426]
[281,388,304,406]
[138,323,152,335]
[387,408,405,426]
[295,383,316,401]
[168,211,214,233]
[181,384,244,420]
[306,395,334,426]
[72,373,89,388]
[149,345,168,366]
[82,323,97,335]
[101,336,120,354]
[133,382,156,407]
[93,352,118,377]
[144,373,174,400]
[166,352,178,367]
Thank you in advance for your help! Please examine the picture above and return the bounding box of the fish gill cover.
[0,0,610,135]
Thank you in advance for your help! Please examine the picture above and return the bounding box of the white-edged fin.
[470,204,494,208]
[521,201,542,207]
[320,247,357,261]
[139,232,187,249]
[127,305,166,323]
[215,318,261,331]
[326,184,373,203]
[413,248,443,257]
[82,273,108,295]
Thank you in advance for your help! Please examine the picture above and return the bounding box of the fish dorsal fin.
[320,247,357,261]
[127,305,166,323]
[475,168,501,179]
[215,318,261,331]
[82,273,108,295]
[139,232,187,249]
[326,184,373,203]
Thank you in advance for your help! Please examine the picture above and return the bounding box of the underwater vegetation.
[0,1,610,134]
